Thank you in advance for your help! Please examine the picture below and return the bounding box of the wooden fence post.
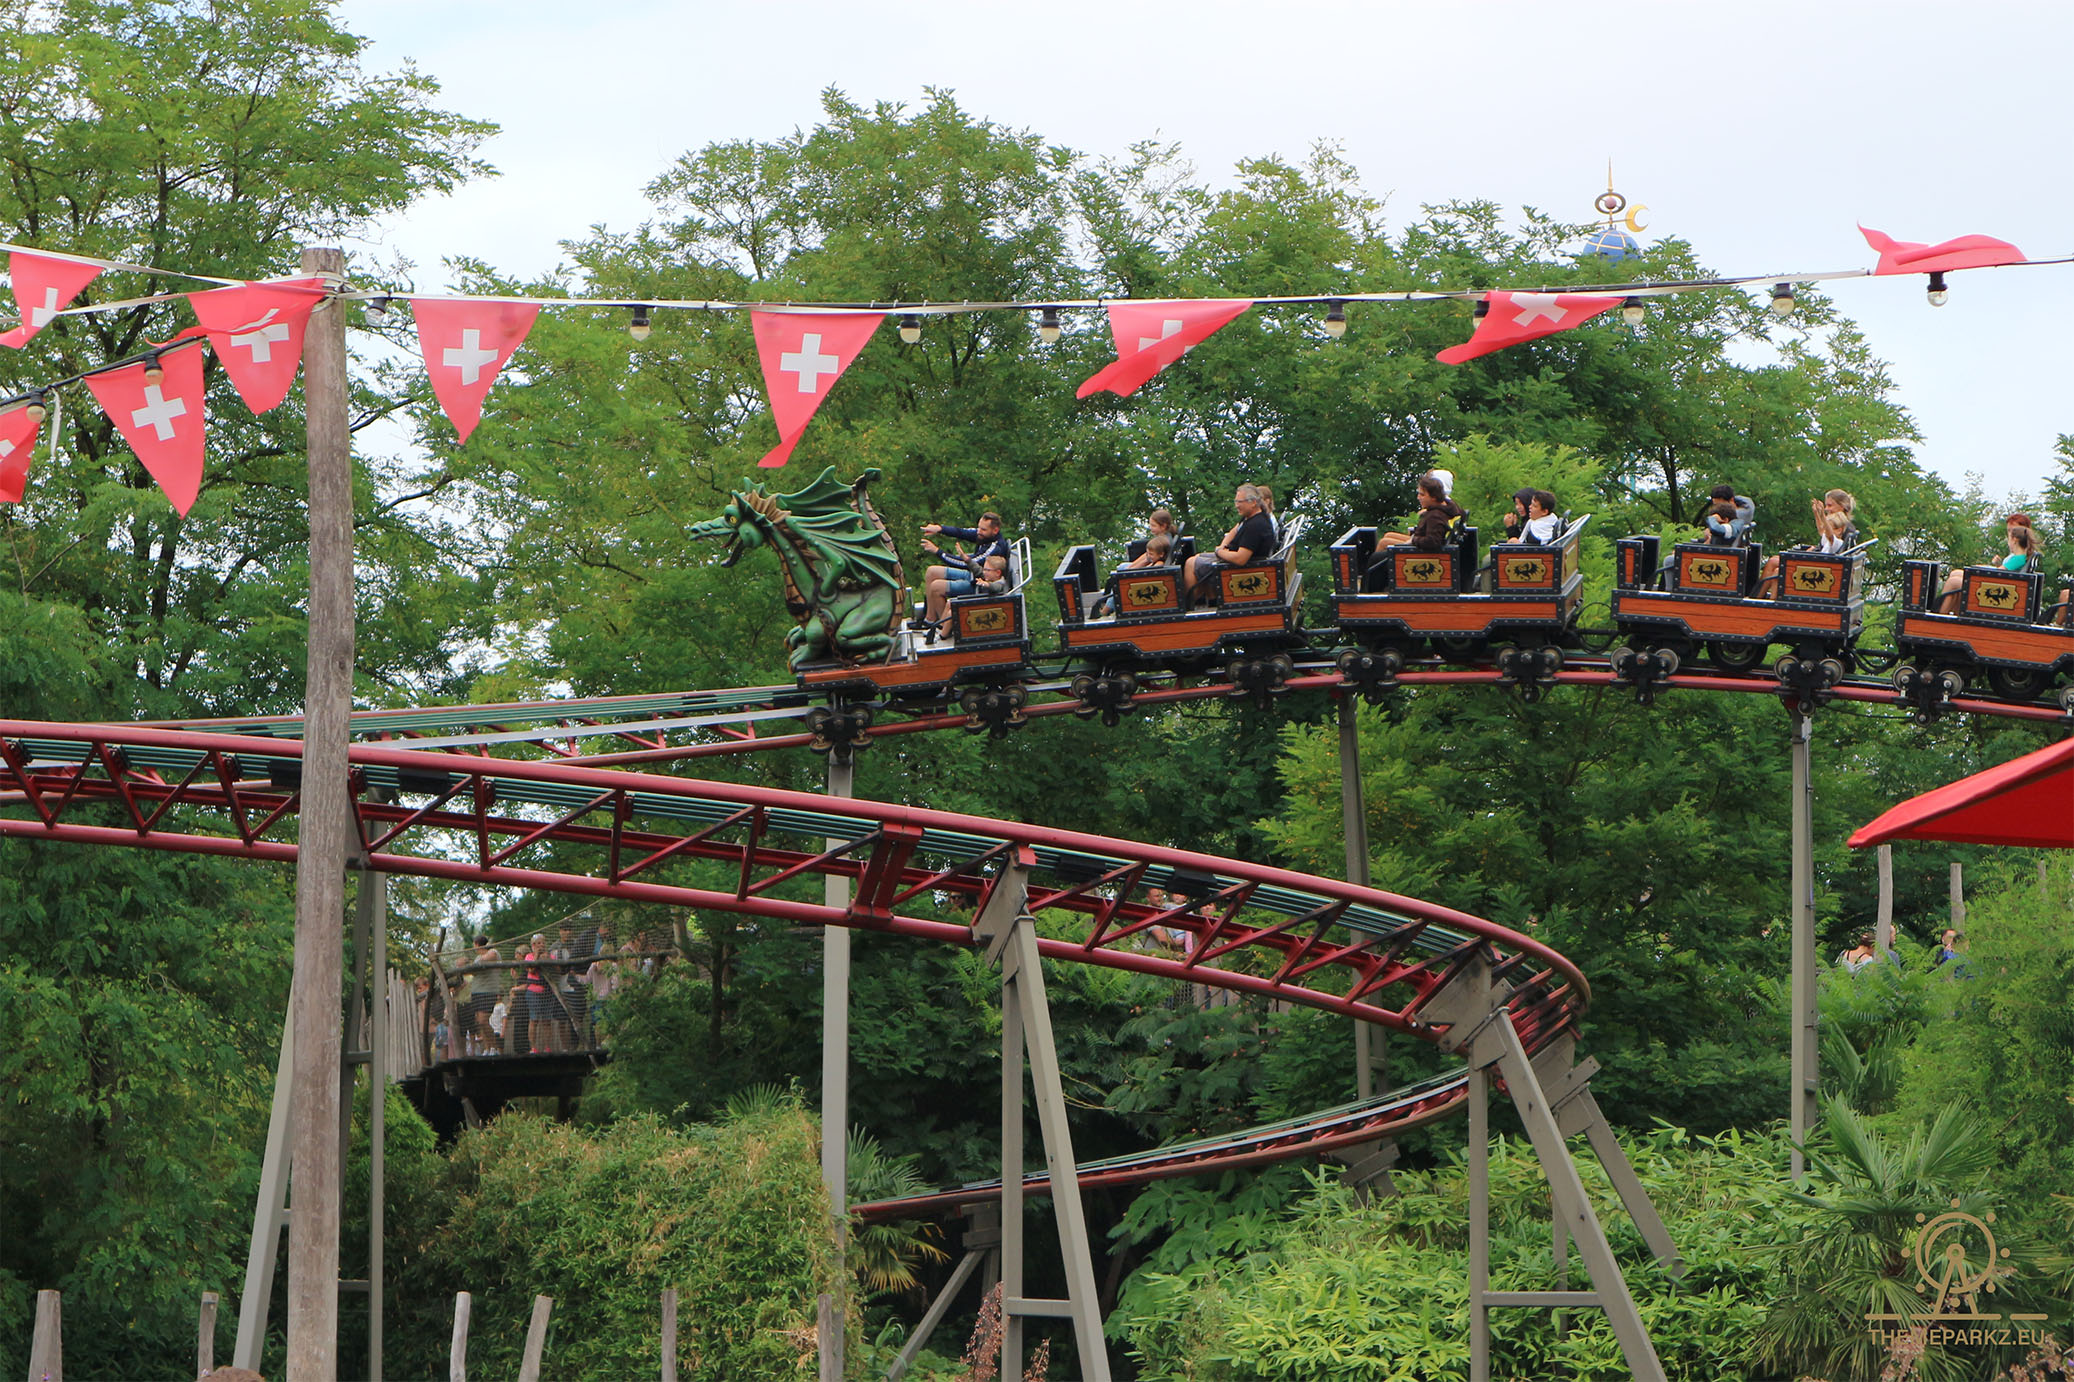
[196,1291,219,1379]
[448,1292,471,1382]
[517,1295,553,1382]
[28,1289,60,1382]
[659,1288,678,1382]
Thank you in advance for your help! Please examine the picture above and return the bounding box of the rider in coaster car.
[1379,473,1465,552]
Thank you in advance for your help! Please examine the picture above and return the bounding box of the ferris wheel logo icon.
[1913,1201,2011,1316]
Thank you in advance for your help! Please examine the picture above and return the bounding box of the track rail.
[0,718,1587,1208]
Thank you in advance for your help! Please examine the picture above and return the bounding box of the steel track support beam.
[1337,694,1382,1101]
[885,1206,998,1382]
[977,855,1111,1382]
[1789,711,1819,1180]
[1433,956,1669,1382]
[234,1013,294,1372]
[818,751,854,1382]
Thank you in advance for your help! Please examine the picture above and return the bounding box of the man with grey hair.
[1183,484,1277,602]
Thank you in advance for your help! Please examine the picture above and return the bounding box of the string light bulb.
[1036,307,1061,343]
[23,391,46,423]
[1323,300,1348,338]
[628,305,652,341]
[1926,272,1949,307]
[1770,283,1796,318]
[143,351,164,386]
[1621,296,1646,327]
[364,296,393,327]
[898,313,922,344]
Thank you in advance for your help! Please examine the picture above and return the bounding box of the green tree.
[0,0,495,715]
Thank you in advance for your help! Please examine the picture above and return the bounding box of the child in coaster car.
[1092,533,1172,617]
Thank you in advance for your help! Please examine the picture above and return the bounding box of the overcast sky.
[342,0,2071,502]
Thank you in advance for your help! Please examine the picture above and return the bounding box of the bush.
[386,1100,845,1381]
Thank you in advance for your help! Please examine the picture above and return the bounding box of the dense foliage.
[0,40,2069,1381]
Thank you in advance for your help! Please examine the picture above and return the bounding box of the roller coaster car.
[1051,521,1306,666]
[1610,535,1868,674]
[1892,559,2074,705]
[797,536,1034,705]
[1329,516,1591,663]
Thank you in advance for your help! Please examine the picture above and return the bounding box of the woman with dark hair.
[1379,474,1465,551]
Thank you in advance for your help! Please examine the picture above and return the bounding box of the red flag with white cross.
[1859,226,2026,275]
[412,298,540,443]
[85,345,208,515]
[1435,291,1625,364]
[1076,299,1253,398]
[189,278,327,413]
[0,250,104,349]
[0,405,39,502]
[750,310,884,468]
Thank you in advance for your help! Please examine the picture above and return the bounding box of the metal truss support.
[885,1205,1001,1382]
[818,751,855,1382]
[1788,711,1819,1180]
[1430,955,1676,1382]
[976,853,1111,1382]
[1337,694,1382,1101]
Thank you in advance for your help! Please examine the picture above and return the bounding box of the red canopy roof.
[1850,736,2074,850]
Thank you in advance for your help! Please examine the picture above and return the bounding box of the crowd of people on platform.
[421,920,671,1061]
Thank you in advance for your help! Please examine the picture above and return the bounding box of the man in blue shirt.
[917,511,1010,625]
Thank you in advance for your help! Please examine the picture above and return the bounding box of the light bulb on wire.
[24,391,46,423]
[143,351,164,386]
[1323,300,1347,338]
[1927,272,1949,307]
[364,296,393,327]
[1036,307,1061,344]
[898,314,922,344]
[628,305,652,341]
[1769,283,1795,318]
[1621,296,1646,327]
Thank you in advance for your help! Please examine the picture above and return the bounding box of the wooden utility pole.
[288,245,353,1382]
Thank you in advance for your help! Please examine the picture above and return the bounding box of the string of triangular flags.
[0,225,2048,509]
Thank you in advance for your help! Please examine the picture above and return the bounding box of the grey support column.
[1789,712,1818,1180]
[235,1015,296,1372]
[818,751,855,1382]
[1337,695,1379,1100]
[976,857,1111,1382]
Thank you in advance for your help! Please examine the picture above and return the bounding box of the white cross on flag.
[85,345,208,515]
[1435,291,1625,365]
[750,310,884,468]
[1076,299,1254,399]
[0,250,105,349]
[0,405,40,503]
[189,278,327,413]
[412,298,541,443]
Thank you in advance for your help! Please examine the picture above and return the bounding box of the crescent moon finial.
[1624,205,1650,234]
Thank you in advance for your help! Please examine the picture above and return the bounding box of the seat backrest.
[1269,514,1305,564]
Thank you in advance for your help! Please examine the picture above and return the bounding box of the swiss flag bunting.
[750,310,884,468]
[86,345,207,515]
[1436,291,1625,365]
[0,406,39,503]
[189,278,327,412]
[1077,299,1253,398]
[1860,226,2025,276]
[1,251,103,349]
[413,298,539,443]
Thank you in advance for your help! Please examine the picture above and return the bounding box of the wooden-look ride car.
[1890,559,2074,716]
